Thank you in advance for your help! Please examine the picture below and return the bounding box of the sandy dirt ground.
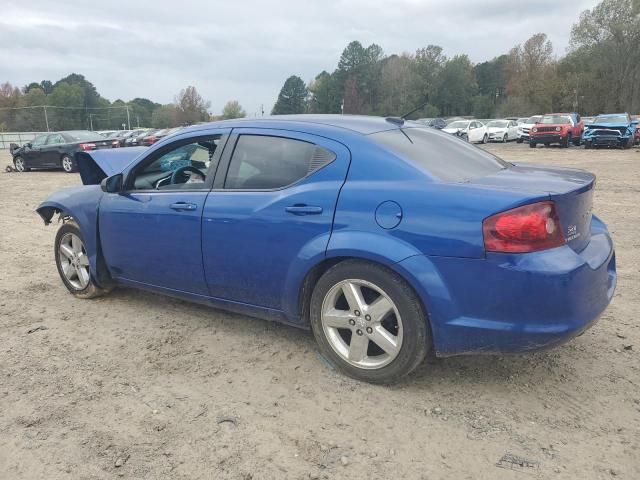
[0,144,638,480]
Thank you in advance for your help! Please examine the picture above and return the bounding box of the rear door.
[43,133,65,166]
[202,129,350,309]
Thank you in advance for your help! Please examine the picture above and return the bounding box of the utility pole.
[126,105,131,130]
[88,113,95,131]
[43,106,50,132]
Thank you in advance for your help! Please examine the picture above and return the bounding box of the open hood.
[76,147,146,185]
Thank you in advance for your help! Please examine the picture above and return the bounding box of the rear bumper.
[397,217,616,356]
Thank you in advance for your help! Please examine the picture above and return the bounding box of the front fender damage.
[36,185,113,288]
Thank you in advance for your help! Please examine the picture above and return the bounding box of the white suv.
[516,115,542,143]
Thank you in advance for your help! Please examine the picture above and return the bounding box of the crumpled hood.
[76,147,146,185]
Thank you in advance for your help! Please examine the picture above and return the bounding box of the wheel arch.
[36,186,113,288]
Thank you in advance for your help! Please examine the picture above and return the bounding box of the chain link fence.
[0,132,47,150]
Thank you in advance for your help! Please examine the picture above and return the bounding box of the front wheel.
[482,134,488,144]
[517,138,523,144]
[502,133,508,143]
[310,260,430,384]
[529,142,537,148]
[55,221,110,299]
[61,155,75,173]
[13,156,29,172]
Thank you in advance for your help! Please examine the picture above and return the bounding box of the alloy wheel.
[62,156,73,172]
[14,157,25,172]
[320,279,403,369]
[58,233,90,290]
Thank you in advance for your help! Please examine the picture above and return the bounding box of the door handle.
[285,205,323,215]
[170,202,197,211]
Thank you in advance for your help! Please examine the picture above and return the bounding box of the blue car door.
[98,131,229,296]
[202,128,350,312]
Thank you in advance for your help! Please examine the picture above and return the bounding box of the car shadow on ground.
[104,286,576,391]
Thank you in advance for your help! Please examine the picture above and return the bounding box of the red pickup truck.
[529,113,584,148]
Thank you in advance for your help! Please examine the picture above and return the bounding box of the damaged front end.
[582,114,636,149]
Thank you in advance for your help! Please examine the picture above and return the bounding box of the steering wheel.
[170,166,206,185]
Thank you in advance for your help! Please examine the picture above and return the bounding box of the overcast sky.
[0,0,600,116]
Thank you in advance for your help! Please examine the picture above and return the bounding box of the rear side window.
[370,127,508,182]
[224,135,336,190]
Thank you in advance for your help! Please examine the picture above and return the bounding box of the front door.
[202,129,350,310]
[43,133,65,166]
[23,134,48,168]
[99,132,229,296]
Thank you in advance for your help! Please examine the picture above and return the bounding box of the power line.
[0,105,132,111]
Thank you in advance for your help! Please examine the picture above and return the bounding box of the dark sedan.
[12,131,113,173]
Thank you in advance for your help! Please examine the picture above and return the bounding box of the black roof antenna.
[385,97,429,126]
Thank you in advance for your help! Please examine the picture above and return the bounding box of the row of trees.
[0,74,246,132]
[272,0,640,118]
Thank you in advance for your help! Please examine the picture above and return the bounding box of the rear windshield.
[65,131,105,141]
[370,127,509,182]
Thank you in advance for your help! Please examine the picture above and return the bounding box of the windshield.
[446,121,469,129]
[593,115,629,124]
[540,115,571,125]
[370,127,509,183]
[65,131,105,141]
[487,121,508,128]
[526,116,542,124]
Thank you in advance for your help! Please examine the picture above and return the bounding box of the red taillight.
[483,201,565,253]
[80,143,96,151]
[147,136,156,144]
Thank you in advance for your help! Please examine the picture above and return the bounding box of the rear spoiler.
[76,147,146,185]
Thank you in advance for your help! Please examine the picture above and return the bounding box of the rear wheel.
[310,260,429,384]
[61,155,75,173]
[55,221,110,299]
[13,156,29,172]
[482,134,488,144]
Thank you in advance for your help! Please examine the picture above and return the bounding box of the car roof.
[181,115,403,136]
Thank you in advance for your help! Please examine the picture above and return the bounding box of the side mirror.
[101,173,123,193]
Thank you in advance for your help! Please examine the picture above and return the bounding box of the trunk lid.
[470,164,595,252]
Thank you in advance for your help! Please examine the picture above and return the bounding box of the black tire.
[54,221,110,299]
[502,134,508,143]
[517,138,523,144]
[310,260,430,384]
[573,136,581,147]
[561,134,570,148]
[61,155,76,173]
[529,142,536,148]
[13,156,30,172]
[482,134,488,144]
[623,137,633,149]
[544,142,550,147]
[585,141,592,149]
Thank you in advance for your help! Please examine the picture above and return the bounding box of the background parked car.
[516,117,529,125]
[516,115,542,143]
[583,113,637,149]
[415,118,448,129]
[142,126,182,146]
[485,119,519,142]
[529,113,584,148]
[124,129,153,147]
[117,129,148,147]
[12,131,113,173]
[442,120,488,143]
[582,116,595,125]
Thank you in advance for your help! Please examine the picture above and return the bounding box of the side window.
[129,135,223,190]
[46,134,64,145]
[32,135,47,146]
[224,135,336,190]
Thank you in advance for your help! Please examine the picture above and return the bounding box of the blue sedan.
[37,115,616,383]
